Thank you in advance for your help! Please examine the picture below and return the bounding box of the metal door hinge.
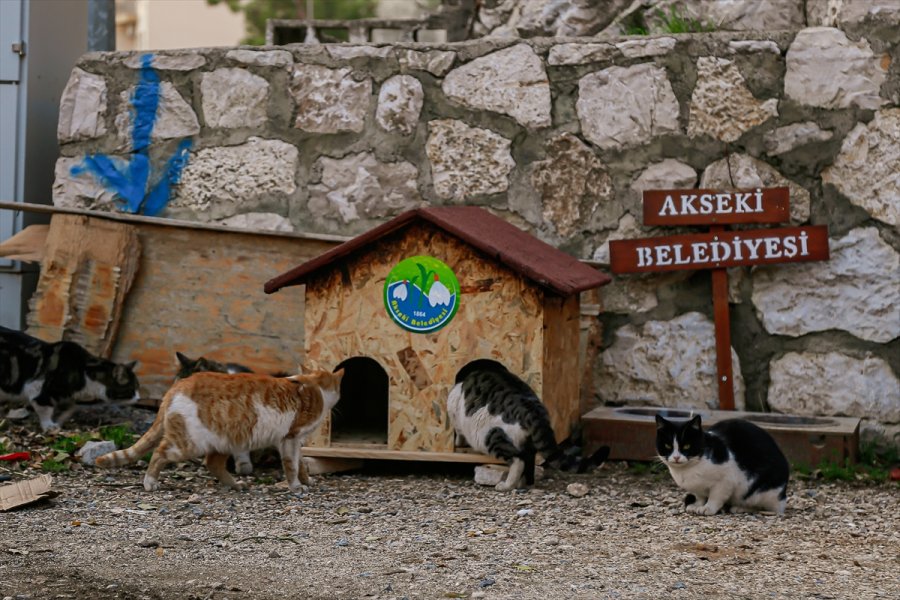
[11,41,26,57]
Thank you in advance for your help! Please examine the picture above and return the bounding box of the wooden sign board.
[609,225,829,274]
[643,187,789,226]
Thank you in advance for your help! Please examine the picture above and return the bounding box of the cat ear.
[688,415,703,430]
[176,352,192,367]
[333,368,345,380]
[655,414,667,429]
[298,363,310,375]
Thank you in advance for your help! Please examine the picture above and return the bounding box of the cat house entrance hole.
[332,356,389,446]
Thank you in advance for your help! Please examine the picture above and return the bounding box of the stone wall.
[53,22,899,448]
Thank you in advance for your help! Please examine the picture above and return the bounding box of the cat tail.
[95,400,167,468]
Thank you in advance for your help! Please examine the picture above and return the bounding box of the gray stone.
[597,312,746,411]
[688,57,778,143]
[646,0,804,31]
[822,108,900,227]
[290,65,371,133]
[375,75,423,136]
[124,54,206,71]
[57,68,108,143]
[700,154,810,224]
[768,352,900,423]
[53,157,121,211]
[115,82,199,150]
[630,159,697,213]
[807,0,900,27]
[326,45,393,60]
[170,137,298,220]
[547,42,618,66]
[785,27,887,110]
[530,133,614,237]
[442,44,551,129]
[728,40,781,54]
[226,49,293,67]
[397,49,456,76]
[77,440,117,466]
[201,68,269,129]
[752,227,900,343]
[592,213,644,266]
[426,119,515,201]
[764,121,834,156]
[308,152,420,224]
[217,212,293,232]
[615,37,676,58]
[577,63,680,150]
[566,483,589,498]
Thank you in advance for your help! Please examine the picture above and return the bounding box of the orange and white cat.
[96,367,343,492]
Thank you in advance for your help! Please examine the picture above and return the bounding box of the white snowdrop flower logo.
[427,274,451,307]
[392,280,408,301]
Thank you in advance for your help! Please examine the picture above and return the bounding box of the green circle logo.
[384,255,460,333]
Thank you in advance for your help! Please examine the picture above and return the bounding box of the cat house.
[264,206,610,462]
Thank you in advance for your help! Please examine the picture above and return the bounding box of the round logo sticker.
[384,255,460,333]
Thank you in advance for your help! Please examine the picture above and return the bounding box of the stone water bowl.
[614,407,707,420]
[613,406,836,428]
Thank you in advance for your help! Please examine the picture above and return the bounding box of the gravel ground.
[1,413,899,600]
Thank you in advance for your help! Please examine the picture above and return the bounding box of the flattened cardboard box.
[0,475,55,511]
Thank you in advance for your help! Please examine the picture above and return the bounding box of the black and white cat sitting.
[656,414,789,516]
[448,360,608,491]
[0,327,140,432]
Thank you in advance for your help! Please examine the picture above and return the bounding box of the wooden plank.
[710,227,735,410]
[0,224,48,263]
[113,222,337,400]
[542,293,580,441]
[27,214,141,358]
[642,187,789,226]
[609,225,829,274]
[302,446,503,464]
[0,201,349,244]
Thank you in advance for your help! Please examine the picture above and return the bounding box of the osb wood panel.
[27,215,141,358]
[541,294,580,442]
[112,224,336,400]
[303,223,544,453]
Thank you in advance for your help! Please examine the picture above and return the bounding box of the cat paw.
[694,504,722,516]
[289,483,310,494]
[42,423,62,435]
[494,481,517,492]
[228,480,247,491]
[143,477,160,492]
[234,462,253,476]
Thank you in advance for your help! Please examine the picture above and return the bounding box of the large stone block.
[170,137,299,220]
[822,108,900,227]
[442,44,551,129]
[530,134,614,237]
[752,227,900,343]
[201,68,269,129]
[700,154,810,224]
[597,312,745,411]
[114,82,199,151]
[376,75,424,136]
[290,65,371,133]
[397,49,456,76]
[57,68,108,143]
[426,119,515,201]
[577,63,680,150]
[308,152,420,224]
[688,57,778,143]
[763,122,833,156]
[53,157,121,211]
[807,0,900,27]
[547,43,617,66]
[225,49,293,68]
[768,352,900,423]
[785,27,886,110]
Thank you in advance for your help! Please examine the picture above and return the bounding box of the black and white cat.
[656,414,789,515]
[448,360,607,491]
[0,326,140,432]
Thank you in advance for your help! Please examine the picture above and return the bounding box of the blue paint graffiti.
[71,54,192,217]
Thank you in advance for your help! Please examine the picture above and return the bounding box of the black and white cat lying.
[0,327,140,432]
[448,360,608,491]
[656,414,789,515]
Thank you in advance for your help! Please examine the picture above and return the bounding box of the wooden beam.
[0,225,48,263]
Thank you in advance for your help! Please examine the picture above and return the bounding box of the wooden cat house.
[264,206,610,462]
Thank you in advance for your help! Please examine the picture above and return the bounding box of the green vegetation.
[207,0,377,45]
[622,4,716,36]
[49,432,93,455]
[41,458,70,473]
[100,424,136,449]
[794,442,899,484]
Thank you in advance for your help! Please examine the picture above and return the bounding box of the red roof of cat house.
[264,206,611,295]
[262,206,611,464]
